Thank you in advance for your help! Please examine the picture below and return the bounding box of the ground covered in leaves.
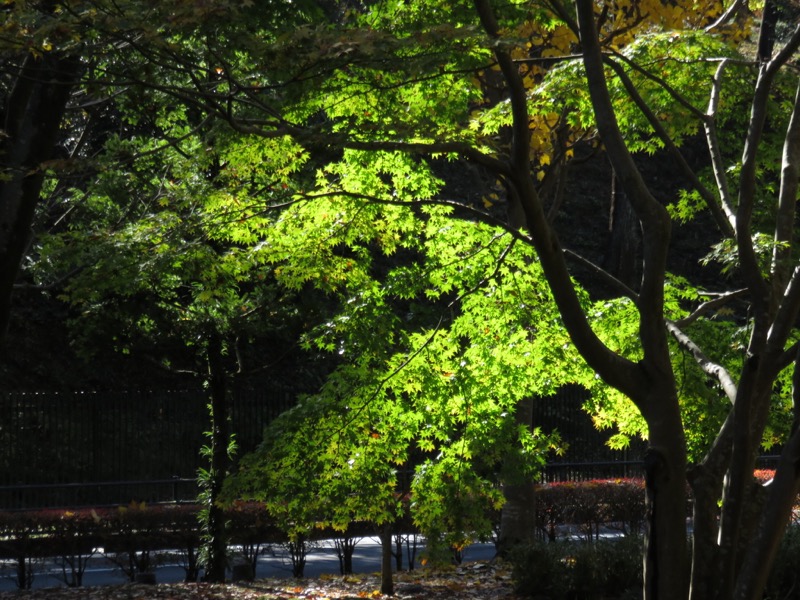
[0,561,521,599]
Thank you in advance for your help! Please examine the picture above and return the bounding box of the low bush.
[510,536,643,599]
[764,522,800,600]
[537,479,647,540]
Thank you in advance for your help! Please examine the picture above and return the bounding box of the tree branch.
[603,55,735,238]
[704,0,748,34]
[766,265,800,357]
[666,320,737,403]
[772,78,800,297]
[472,0,645,401]
[673,288,749,328]
[563,249,638,301]
[704,59,738,233]
[576,0,673,387]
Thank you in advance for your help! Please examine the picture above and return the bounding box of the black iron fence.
[0,387,294,509]
[0,385,645,510]
[0,479,199,511]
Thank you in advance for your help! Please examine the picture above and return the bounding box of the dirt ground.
[0,561,523,599]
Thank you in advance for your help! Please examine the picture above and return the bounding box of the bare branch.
[607,51,708,120]
[772,79,800,296]
[603,55,735,238]
[766,265,800,355]
[765,22,800,76]
[576,0,673,384]
[704,0,748,34]
[673,288,749,328]
[563,249,638,301]
[666,320,737,403]
[736,70,777,337]
[704,59,737,233]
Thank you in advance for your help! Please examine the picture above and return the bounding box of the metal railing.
[0,478,198,511]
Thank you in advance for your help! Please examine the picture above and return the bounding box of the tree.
[225,203,568,590]
[0,2,83,342]
[32,97,331,580]
[16,1,800,598]
[186,2,796,598]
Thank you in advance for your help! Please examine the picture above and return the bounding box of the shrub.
[510,541,570,598]
[764,524,800,600]
[537,479,646,540]
[510,536,643,599]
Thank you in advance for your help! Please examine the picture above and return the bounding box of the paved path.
[0,538,496,591]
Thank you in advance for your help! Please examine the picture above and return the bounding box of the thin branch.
[777,341,800,375]
[607,51,709,121]
[12,267,85,292]
[298,189,536,246]
[142,354,200,378]
[673,288,749,328]
[332,233,518,434]
[563,249,638,301]
[736,68,777,335]
[765,22,800,77]
[545,0,579,36]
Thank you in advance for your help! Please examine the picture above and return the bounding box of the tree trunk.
[605,172,642,290]
[687,415,732,600]
[733,435,800,600]
[0,53,81,341]
[202,332,231,583]
[497,396,537,555]
[641,390,689,600]
[734,352,800,599]
[688,467,722,600]
[380,523,394,595]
